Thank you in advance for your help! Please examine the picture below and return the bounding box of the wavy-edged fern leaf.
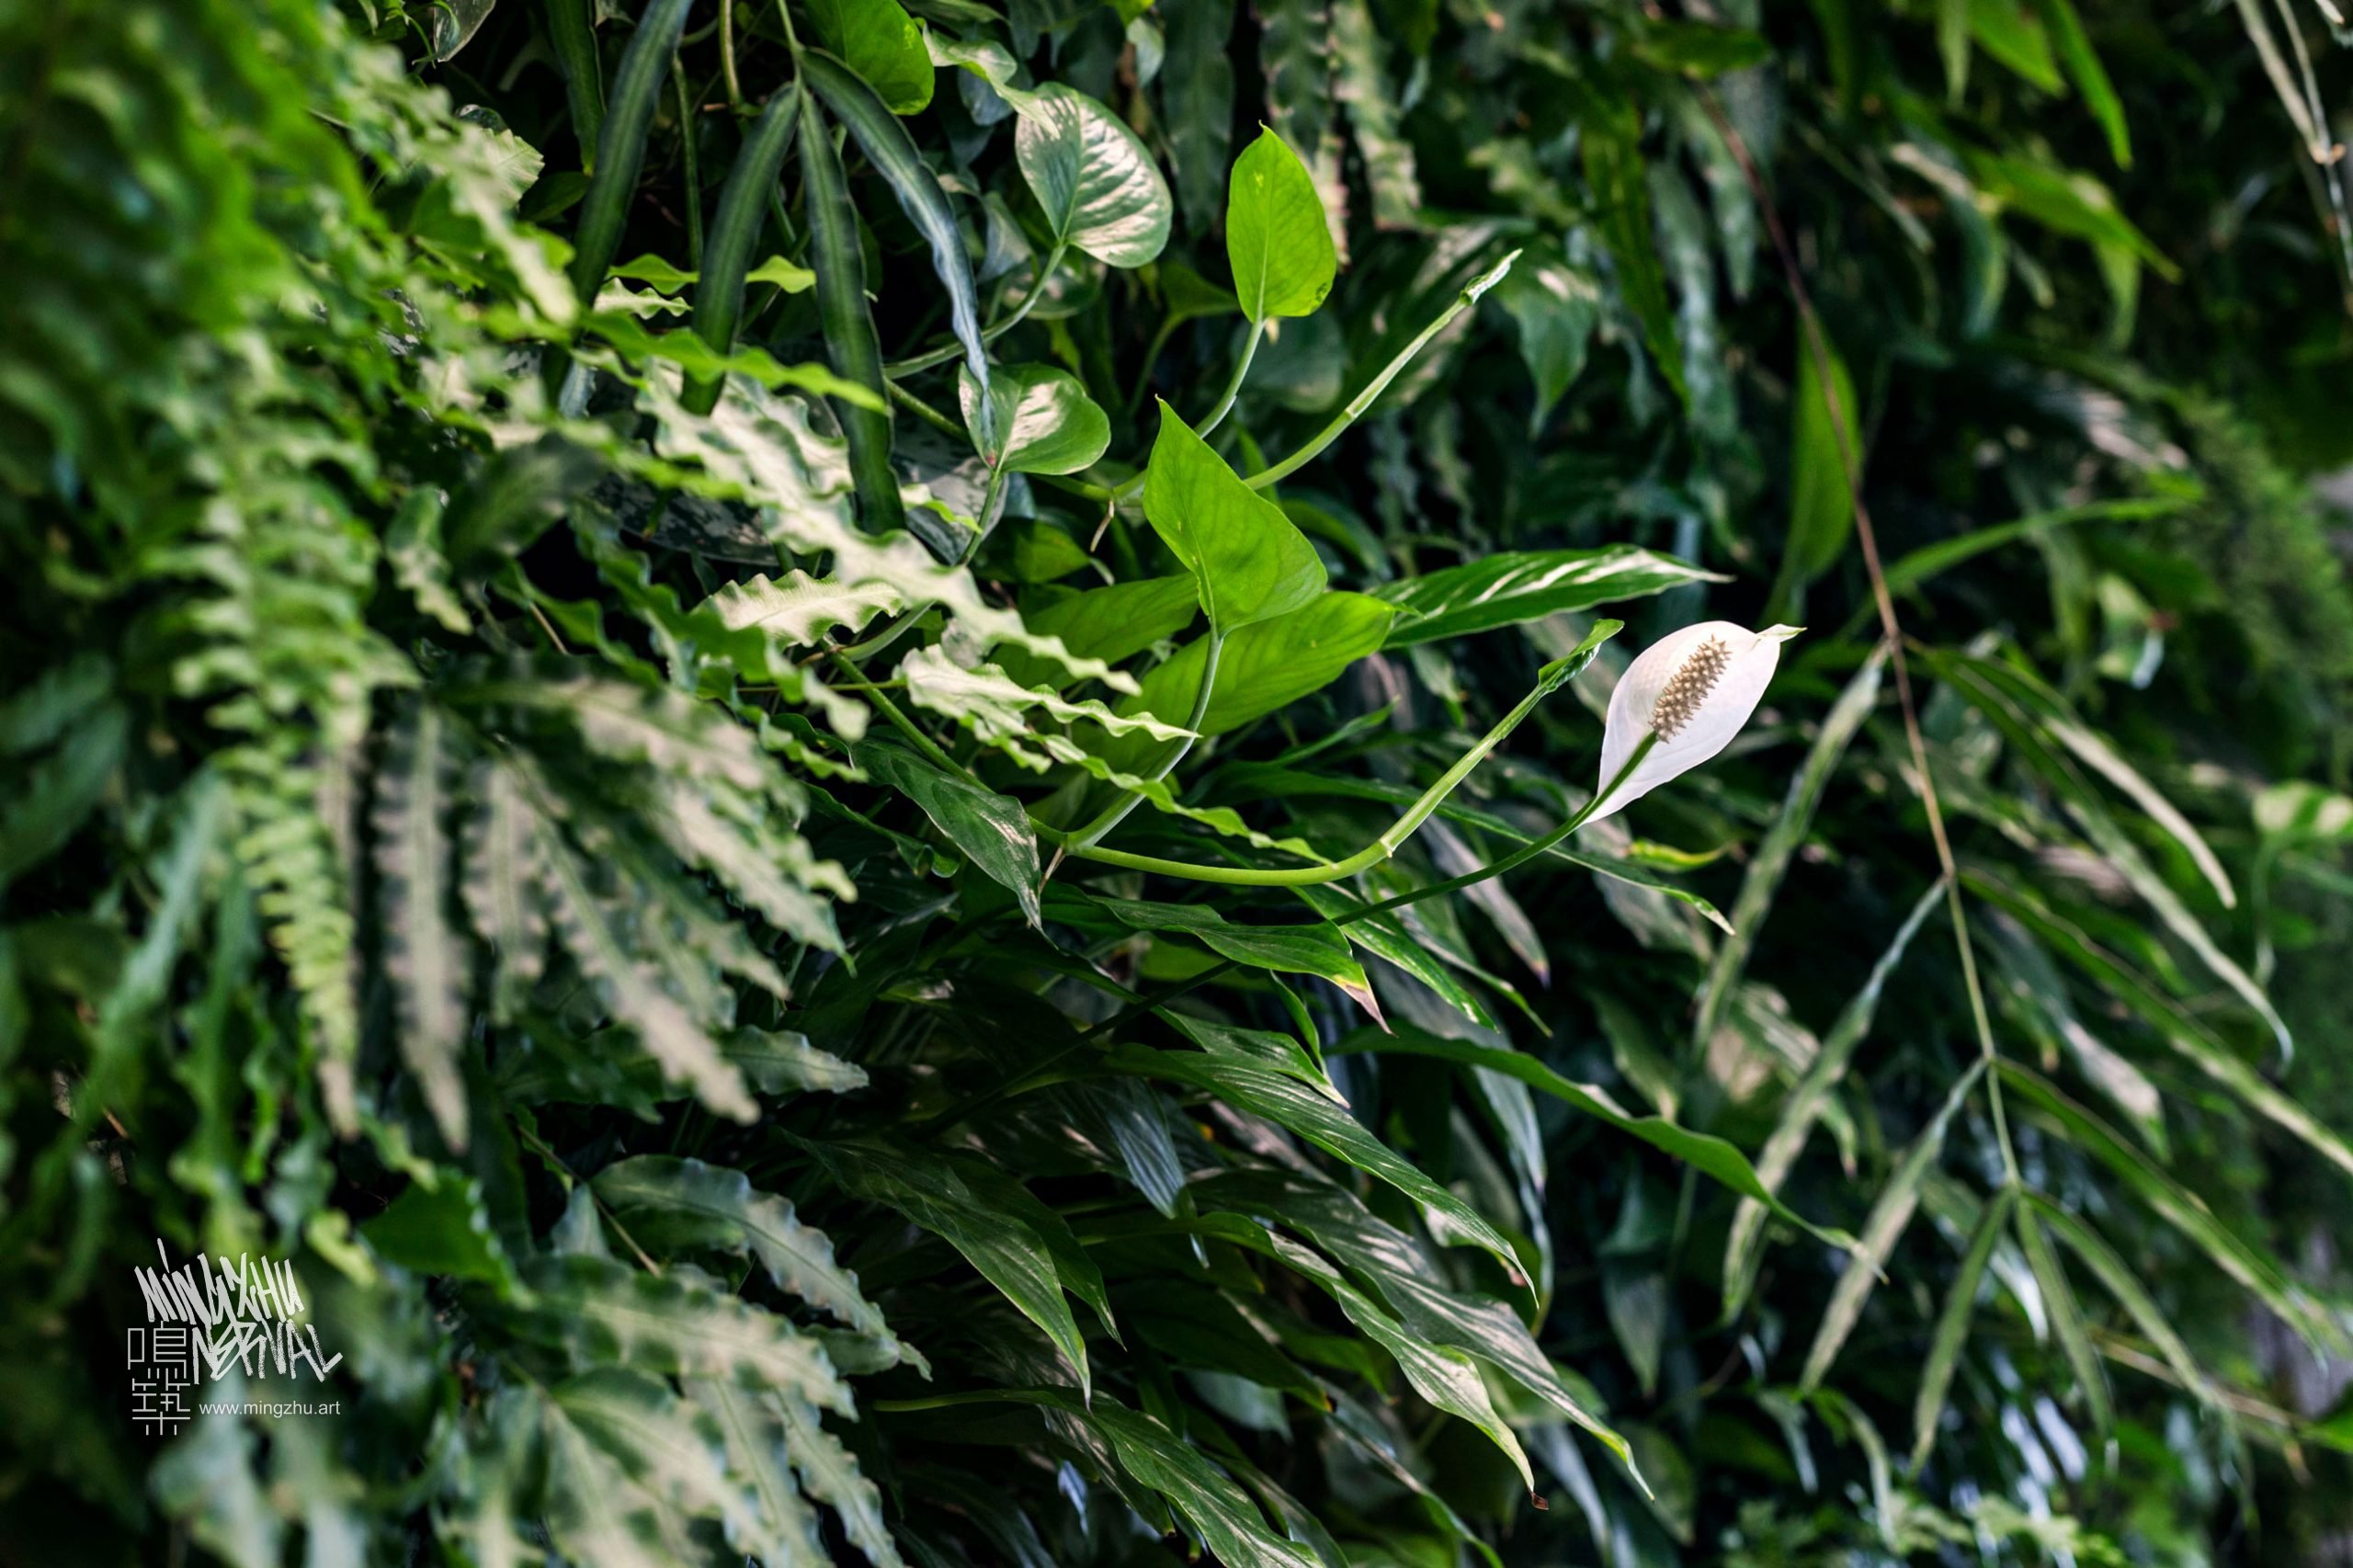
[374,702,469,1145]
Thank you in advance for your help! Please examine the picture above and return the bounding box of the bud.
[1587,621,1802,824]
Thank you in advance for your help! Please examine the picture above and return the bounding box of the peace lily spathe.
[1588,621,1802,824]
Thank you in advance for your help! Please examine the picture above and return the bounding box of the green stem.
[1195,318,1264,437]
[1246,256,1514,490]
[885,376,965,437]
[719,0,743,108]
[672,61,704,270]
[827,650,969,779]
[959,462,1010,564]
[1060,631,1225,855]
[1108,253,1518,506]
[1041,649,1606,886]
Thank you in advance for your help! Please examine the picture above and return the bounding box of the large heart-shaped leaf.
[958,363,1111,475]
[1014,84,1173,267]
[1373,545,1726,646]
[807,0,934,114]
[1142,401,1324,635]
[1225,127,1335,322]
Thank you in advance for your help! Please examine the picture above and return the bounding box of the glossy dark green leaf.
[1090,896,1381,1020]
[854,740,1041,926]
[799,97,904,534]
[567,0,694,302]
[687,85,801,414]
[1372,546,1724,646]
[802,50,988,384]
[1103,1042,1525,1271]
[543,0,605,165]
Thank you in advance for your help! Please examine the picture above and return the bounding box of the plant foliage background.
[5,0,2353,1561]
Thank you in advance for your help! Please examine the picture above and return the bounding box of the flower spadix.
[1589,621,1802,824]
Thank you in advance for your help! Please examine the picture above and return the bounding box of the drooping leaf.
[853,740,1041,926]
[1373,546,1725,647]
[1797,1062,1984,1392]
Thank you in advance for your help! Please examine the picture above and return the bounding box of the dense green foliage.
[5,0,2353,1562]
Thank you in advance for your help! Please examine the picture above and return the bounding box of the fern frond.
[374,702,469,1146]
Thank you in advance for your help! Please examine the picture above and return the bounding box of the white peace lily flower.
[1587,621,1803,824]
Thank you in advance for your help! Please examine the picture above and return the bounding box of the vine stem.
[924,734,1660,1140]
[1694,88,2017,1186]
[1194,319,1265,437]
[826,650,971,780]
[1035,639,1617,886]
[1046,631,1226,877]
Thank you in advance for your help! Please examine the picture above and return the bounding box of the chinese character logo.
[127,1239,344,1437]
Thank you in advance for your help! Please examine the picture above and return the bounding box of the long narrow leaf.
[799,99,905,534]
[568,0,695,301]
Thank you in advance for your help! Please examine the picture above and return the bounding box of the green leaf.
[2014,1199,2113,1442]
[1491,248,1603,430]
[1582,103,1686,402]
[853,739,1041,926]
[808,0,934,114]
[688,85,802,413]
[1205,1171,1635,1474]
[2031,1196,2232,1426]
[1103,1041,1527,1271]
[1009,574,1200,682]
[545,0,606,168]
[960,362,1112,474]
[1776,336,1859,611]
[1995,1062,2336,1349]
[1913,1187,2016,1467]
[591,1155,897,1337]
[1,702,124,892]
[374,704,469,1148]
[1965,148,2177,280]
[800,97,904,536]
[2034,0,2130,166]
[1631,19,1771,75]
[1722,879,1946,1312]
[1089,896,1382,1020]
[1372,546,1726,647]
[1116,592,1393,752]
[1967,869,2353,1183]
[1692,646,1885,1044]
[803,51,988,384]
[568,0,695,301]
[1015,84,1174,267]
[901,645,1189,770]
[361,1176,518,1289]
[1330,1023,1853,1247]
[1797,1062,1984,1393]
[1143,402,1326,635]
[538,1369,741,1568]
[802,1139,1097,1398]
[745,255,817,290]
[514,1256,854,1407]
[1225,127,1336,321]
[682,1380,830,1565]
